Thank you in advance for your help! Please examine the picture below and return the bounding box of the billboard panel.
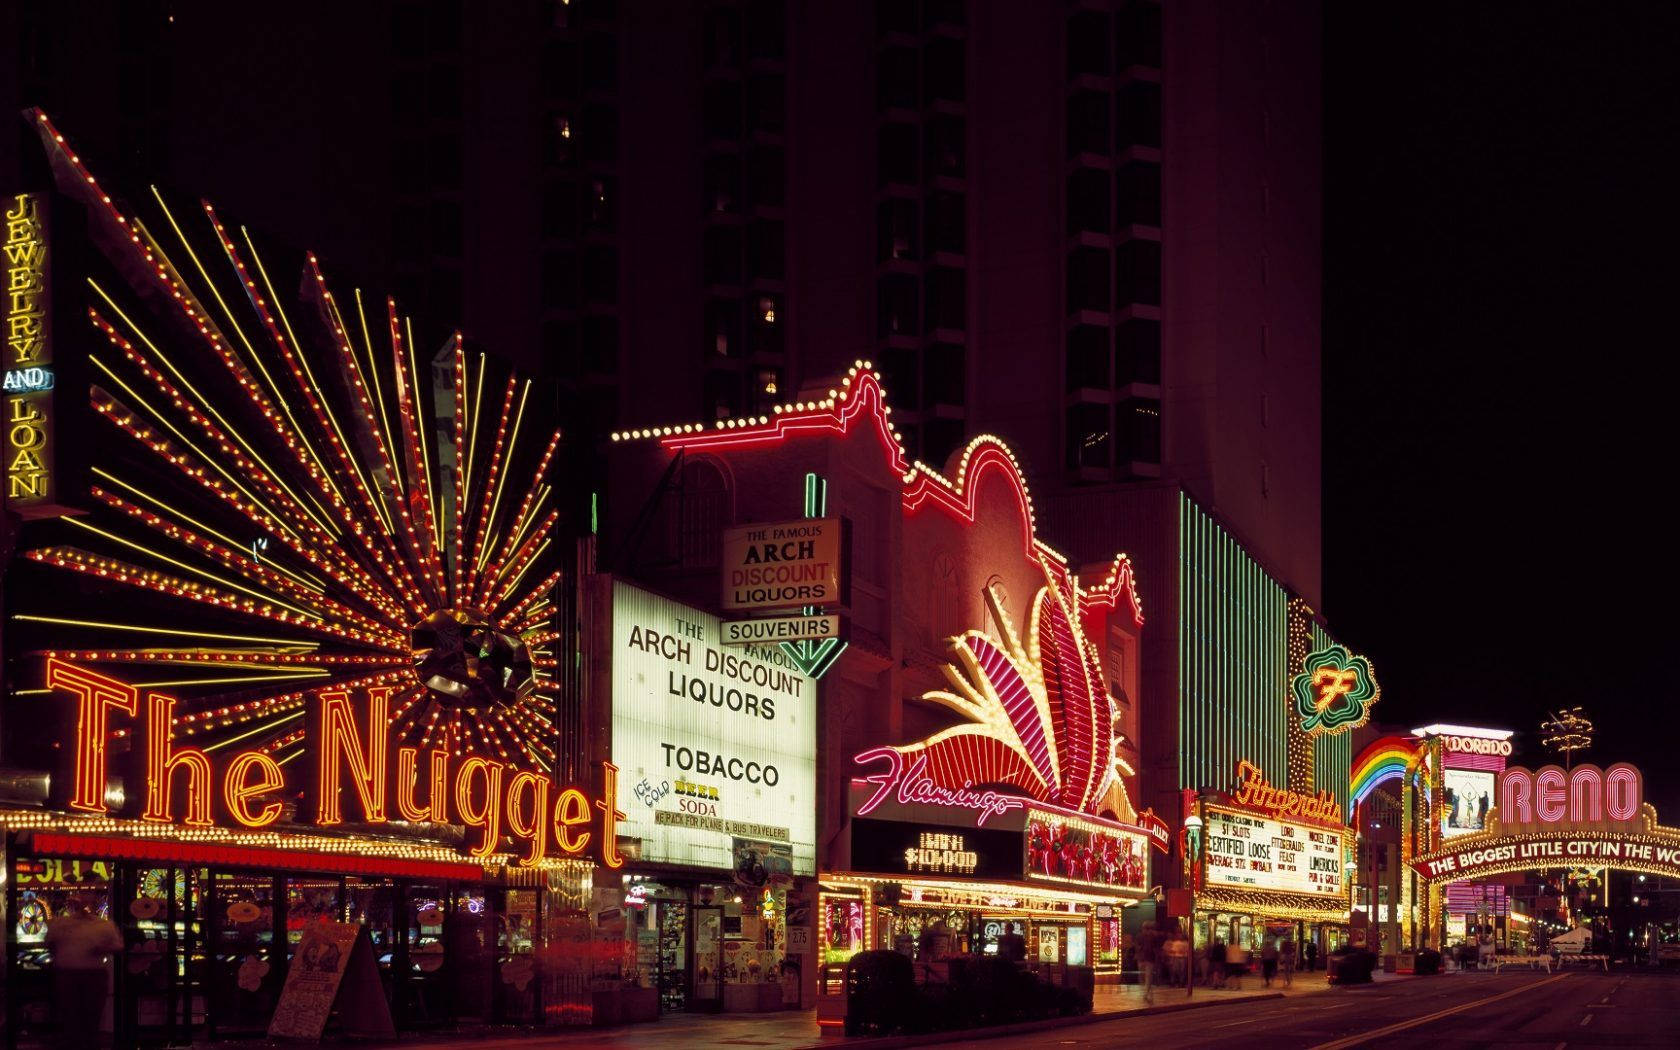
[1443,768,1495,838]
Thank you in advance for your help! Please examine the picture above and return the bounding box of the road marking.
[1578,1015,1592,1027]
[1214,1018,1261,1028]
[1305,974,1571,1050]
[1554,1042,1567,1050]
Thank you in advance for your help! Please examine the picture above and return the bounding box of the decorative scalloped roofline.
[613,361,1144,627]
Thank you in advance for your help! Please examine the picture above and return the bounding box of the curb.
[789,991,1285,1050]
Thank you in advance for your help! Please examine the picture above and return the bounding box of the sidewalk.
[202,972,1416,1050]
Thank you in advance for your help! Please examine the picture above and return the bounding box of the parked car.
[1654,943,1680,968]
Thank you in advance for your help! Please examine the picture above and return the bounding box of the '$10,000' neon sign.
[47,658,625,867]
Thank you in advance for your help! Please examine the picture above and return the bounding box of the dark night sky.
[1323,4,1680,811]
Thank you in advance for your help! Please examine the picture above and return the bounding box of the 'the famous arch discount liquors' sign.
[610,581,816,874]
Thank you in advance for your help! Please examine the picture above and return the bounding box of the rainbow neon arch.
[1350,735,1425,806]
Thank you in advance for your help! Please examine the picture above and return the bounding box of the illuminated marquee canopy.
[1411,762,1680,882]
[9,112,574,838]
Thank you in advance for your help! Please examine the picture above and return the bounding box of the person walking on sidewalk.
[1164,929,1190,987]
[1136,921,1162,1003]
[1304,939,1317,971]
[1279,939,1296,987]
[1261,937,1280,988]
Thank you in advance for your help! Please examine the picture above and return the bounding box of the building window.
[1066,402,1111,471]
[877,275,919,337]
[705,155,740,214]
[704,79,743,140]
[1067,167,1110,235]
[925,266,965,333]
[922,36,965,103]
[1115,162,1161,227]
[1116,1,1163,70]
[877,45,918,110]
[704,225,743,287]
[1067,10,1111,78]
[582,315,618,375]
[1067,246,1111,314]
[924,115,965,178]
[1066,325,1109,391]
[1120,399,1161,464]
[924,342,965,406]
[1115,318,1160,384]
[880,348,919,406]
[1067,91,1109,157]
[677,458,730,569]
[878,121,918,186]
[925,191,965,256]
[1116,238,1161,306]
[1116,80,1162,151]
[706,298,742,358]
[878,199,919,261]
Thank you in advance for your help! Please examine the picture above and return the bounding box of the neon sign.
[1290,643,1379,736]
[1230,759,1344,826]
[48,658,625,867]
[1498,763,1642,828]
[903,831,980,875]
[855,748,1026,827]
[4,192,58,513]
[1440,735,1512,756]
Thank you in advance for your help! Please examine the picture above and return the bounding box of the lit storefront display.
[606,360,1156,997]
[823,565,1157,977]
[587,579,817,1016]
[1187,760,1353,953]
[2,111,591,1042]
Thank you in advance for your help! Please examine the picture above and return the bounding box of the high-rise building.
[3,0,1330,866]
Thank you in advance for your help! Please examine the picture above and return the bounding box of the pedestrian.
[1165,929,1190,987]
[1261,937,1279,988]
[45,896,122,1049]
[1209,938,1227,988]
[1304,939,1317,971]
[1136,920,1160,1003]
[1280,939,1295,986]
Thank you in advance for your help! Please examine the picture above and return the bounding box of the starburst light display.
[8,111,566,775]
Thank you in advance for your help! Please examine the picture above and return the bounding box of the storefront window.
[1067,925,1089,967]
[209,872,278,1036]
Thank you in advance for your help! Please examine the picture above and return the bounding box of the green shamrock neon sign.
[1292,643,1380,735]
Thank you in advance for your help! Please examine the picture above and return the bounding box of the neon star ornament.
[11,112,565,772]
[1291,643,1380,736]
[887,559,1136,822]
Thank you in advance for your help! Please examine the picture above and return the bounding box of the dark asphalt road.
[920,971,1680,1049]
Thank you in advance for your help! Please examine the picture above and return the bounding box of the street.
[921,971,1680,1049]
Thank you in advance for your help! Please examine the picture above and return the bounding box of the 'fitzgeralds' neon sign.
[48,658,624,868]
[1230,759,1344,826]
[854,747,1026,827]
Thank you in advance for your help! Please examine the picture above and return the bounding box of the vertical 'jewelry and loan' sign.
[4,192,64,516]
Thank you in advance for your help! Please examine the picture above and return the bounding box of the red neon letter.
[597,761,626,869]
[314,687,391,825]
[1499,768,1532,824]
[1535,767,1566,823]
[505,770,551,867]
[395,746,450,822]
[1568,765,1604,823]
[1606,763,1642,821]
[47,658,138,813]
[455,757,505,860]
[554,788,592,855]
[223,751,284,828]
[142,693,214,827]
